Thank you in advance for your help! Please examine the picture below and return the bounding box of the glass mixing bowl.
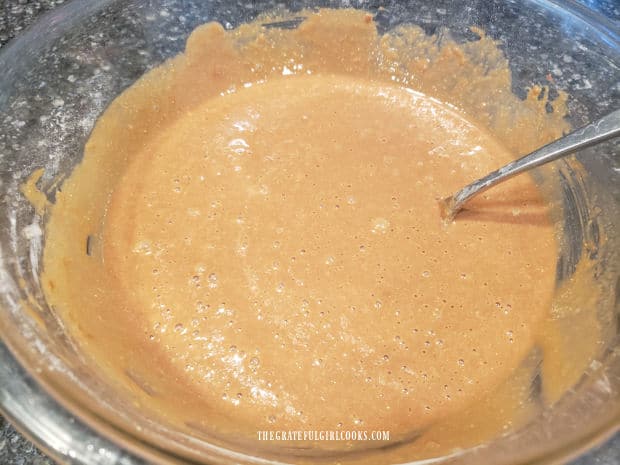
[0,0,618,464]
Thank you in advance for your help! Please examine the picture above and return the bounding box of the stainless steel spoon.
[440,109,620,222]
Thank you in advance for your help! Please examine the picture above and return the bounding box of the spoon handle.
[444,108,620,220]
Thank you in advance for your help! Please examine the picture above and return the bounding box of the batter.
[39,8,601,461]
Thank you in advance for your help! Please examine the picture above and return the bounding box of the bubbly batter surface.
[40,8,600,461]
[106,74,554,432]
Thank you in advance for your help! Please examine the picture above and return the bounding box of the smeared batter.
[39,8,601,461]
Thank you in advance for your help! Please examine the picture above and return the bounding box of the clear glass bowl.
[0,0,618,464]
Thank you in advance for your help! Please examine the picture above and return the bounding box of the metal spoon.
[440,109,620,222]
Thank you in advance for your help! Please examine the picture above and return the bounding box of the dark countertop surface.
[0,0,619,464]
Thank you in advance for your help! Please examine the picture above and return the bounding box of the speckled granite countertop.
[0,0,619,464]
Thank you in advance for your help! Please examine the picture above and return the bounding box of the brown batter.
[38,8,602,461]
